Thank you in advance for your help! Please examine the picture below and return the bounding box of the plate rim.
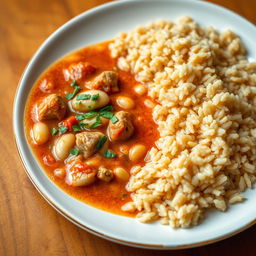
[13,0,256,250]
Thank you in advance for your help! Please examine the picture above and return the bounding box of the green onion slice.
[103,150,116,158]
[72,124,82,132]
[99,111,114,119]
[91,94,100,101]
[70,148,79,156]
[96,136,108,150]
[89,116,102,129]
[59,126,68,134]
[111,115,119,124]
[76,94,91,100]
[51,127,58,136]
[76,111,98,120]
[65,85,81,100]
[99,105,113,112]
[71,80,78,87]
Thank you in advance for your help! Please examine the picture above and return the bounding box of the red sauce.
[24,41,158,216]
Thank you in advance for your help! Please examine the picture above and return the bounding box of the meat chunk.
[75,131,106,159]
[63,62,96,81]
[89,71,119,93]
[97,167,114,182]
[37,94,67,121]
[107,111,134,141]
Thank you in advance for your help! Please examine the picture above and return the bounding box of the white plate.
[13,0,256,249]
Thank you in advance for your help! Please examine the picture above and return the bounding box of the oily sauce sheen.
[25,41,158,216]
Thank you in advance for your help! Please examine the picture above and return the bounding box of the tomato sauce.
[24,41,158,216]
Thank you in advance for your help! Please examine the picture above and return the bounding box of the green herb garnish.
[76,94,91,100]
[90,116,102,129]
[96,136,108,150]
[100,105,113,112]
[51,127,58,136]
[59,126,68,134]
[111,115,119,124]
[91,94,99,101]
[76,111,98,120]
[71,79,78,87]
[70,148,79,156]
[79,122,89,129]
[65,85,81,100]
[75,100,81,107]
[75,105,115,127]
[103,150,116,158]
[72,124,82,132]
[122,193,128,198]
[99,111,114,119]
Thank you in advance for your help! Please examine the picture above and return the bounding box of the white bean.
[144,99,156,108]
[53,133,75,161]
[54,168,66,178]
[114,167,130,181]
[85,156,101,166]
[32,122,50,145]
[129,144,147,162]
[116,96,135,110]
[71,89,109,112]
[134,85,147,95]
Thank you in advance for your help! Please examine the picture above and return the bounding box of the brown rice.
[109,17,256,228]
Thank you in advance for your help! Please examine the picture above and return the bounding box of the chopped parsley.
[91,94,99,101]
[96,136,108,150]
[75,100,81,107]
[79,122,89,129]
[122,193,128,198]
[51,127,58,136]
[74,105,115,129]
[72,124,82,132]
[70,148,79,156]
[76,111,98,120]
[103,150,116,158]
[111,115,119,124]
[71,79,78,87]
[76,94,91,100]
[99,111,114,119]
[59,126,68,134]
[90,116,102,129]
[65,85,81,100]
[100,105,113,112]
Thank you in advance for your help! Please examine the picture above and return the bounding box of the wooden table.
[1,0,256,255]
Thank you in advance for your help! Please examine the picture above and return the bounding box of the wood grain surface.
[1,0,256,255]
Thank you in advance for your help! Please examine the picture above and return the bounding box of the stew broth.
[24,41,158,216]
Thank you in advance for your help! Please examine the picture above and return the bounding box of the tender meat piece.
[89,71,119,93]
[37,94,67,121]
[97,167,114,182]
[63,61,96,81]
[75,131,105,159]
[107,111,134,141]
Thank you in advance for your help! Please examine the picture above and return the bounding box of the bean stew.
[24,41,158,216]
